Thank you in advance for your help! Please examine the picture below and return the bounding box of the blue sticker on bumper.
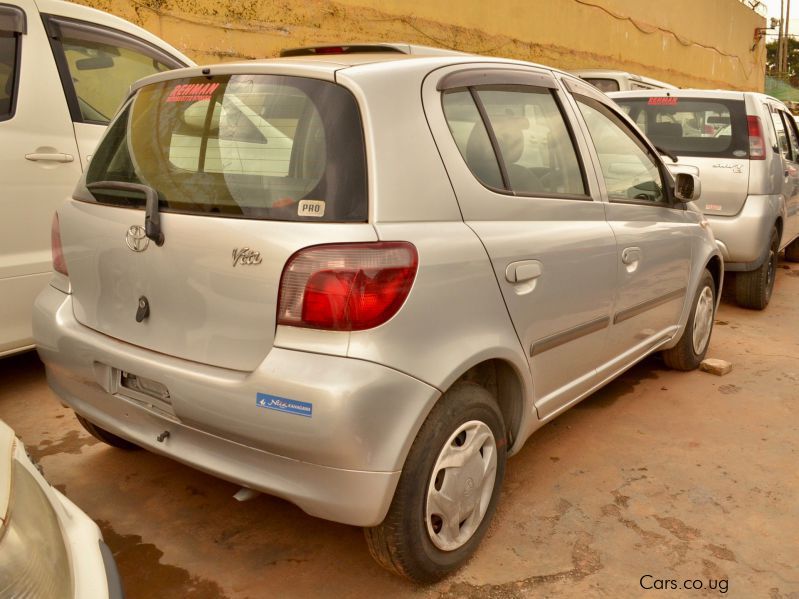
[256,393,313,417]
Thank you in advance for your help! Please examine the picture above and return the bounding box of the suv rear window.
[615,97,749,159]
[85,74,367,222]
[582,78,620,93]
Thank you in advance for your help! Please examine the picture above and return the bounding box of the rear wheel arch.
[704,255,723,300]
[446,358,526,447]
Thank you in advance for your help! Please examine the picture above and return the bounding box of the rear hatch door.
[615,95,750,216]
[62,73,370,371]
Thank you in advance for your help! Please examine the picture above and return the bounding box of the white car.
[0,419,123,598]
[0,0,193,357]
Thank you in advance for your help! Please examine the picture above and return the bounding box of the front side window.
[770,109,791,159]
[782,111,799,161]
[0,5,24,121]
[772,109,799,161]
[85,74,367,222]
[45,17,184,124]
[576,96,665,204]
[443,85,586,197]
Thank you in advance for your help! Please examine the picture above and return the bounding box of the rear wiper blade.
[656,146,679,163]
[87,181,164,246]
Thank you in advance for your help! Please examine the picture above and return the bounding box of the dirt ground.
[1,265,798,598]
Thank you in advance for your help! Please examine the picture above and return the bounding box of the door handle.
[621,247,641,265]
[25,153,74,163]
[505,260,542,283]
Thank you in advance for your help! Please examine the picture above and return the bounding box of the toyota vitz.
[34,44,722,582]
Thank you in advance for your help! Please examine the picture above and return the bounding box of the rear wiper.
[87,181,164,246]
[656,146,679,163]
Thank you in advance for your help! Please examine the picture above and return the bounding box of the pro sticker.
[298,199,325,218]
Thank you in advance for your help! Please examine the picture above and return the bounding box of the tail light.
[277,242,418,331]
[51,213,68,276]
[748,116,766,160]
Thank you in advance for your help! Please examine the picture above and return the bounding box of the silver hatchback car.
[611,89,799,309]
[34,44,721,582]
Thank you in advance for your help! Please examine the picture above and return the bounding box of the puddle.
[32,429,99,459]
[576,358,663,409]
[97,520,230,599]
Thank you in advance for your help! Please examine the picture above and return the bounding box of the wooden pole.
[786,0,792,75]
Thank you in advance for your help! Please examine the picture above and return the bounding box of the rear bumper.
[705,195,781,270]
[33,286,440,526]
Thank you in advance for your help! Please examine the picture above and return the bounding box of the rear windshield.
[582,78,620,93]
[615,97,749,159]
[84,74,367,222]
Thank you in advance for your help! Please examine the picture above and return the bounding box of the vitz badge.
[232,247,263,267]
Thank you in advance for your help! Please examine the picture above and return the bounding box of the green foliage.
[766,37,799,80]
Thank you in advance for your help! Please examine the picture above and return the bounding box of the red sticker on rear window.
[166,83,220,103]
[648,97,678,106]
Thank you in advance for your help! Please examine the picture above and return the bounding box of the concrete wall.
[78,0,766,91]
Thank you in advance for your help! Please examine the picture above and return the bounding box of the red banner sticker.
[648,97,678,106]
[166,82,220,103]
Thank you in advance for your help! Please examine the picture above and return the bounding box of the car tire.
[785,237,799,263]
[364,382,507,583]
[662,269,716,371]
[735,227,779,310]
[76,414,139,450]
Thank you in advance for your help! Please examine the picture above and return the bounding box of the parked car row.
[1,3,796,590]
[611,89,799,309]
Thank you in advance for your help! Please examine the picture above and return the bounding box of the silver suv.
[612,89,799,309]
[34,45,721,582]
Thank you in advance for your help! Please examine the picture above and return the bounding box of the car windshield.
[84,74,368,222]
[615,97,749,159]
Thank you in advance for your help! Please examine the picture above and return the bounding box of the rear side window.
[615,97,749,159]
[443,85,586,198]
[85,75,367,222]
[0,4,24,121]
[44,16,185,124]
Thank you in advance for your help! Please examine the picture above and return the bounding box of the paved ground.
[1,265,798,598]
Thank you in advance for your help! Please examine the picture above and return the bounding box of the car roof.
[34,0,195,67]
[571,69,677,89]
[609,89,752,101]
[129,50,583,93]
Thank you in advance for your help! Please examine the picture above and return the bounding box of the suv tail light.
[748,115,766,160]
[51,213,68,276]
[277,242,418,331]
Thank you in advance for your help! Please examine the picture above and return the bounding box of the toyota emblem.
[125,225,149,252]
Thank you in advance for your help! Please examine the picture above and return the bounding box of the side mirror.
[674,172,701,203]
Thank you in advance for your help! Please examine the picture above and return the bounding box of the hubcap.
[425,420,497,551]
[692,285,715,355]
[766,247,777,301]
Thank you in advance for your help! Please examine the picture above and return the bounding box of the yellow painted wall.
[78,0,766,91]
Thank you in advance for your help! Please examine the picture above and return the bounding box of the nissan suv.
[612,89,799,309]
[34,44,721,582]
